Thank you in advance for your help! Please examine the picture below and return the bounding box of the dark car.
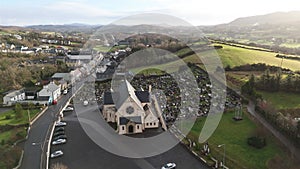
[53,134,67,141]
[53,131,65,137]
[54,127,65,132]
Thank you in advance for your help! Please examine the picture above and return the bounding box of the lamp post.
[27,109,31,137]
[218,144,226,169]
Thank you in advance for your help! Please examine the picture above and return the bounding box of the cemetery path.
[247,101,300,161]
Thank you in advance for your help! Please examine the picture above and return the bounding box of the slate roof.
[47,82,60,92]
[103,92,114,105]
[103,82,150,107]
[52,73,71,81]
[4,89,24,98]
[119,116,142,125]
[135,91,150,103]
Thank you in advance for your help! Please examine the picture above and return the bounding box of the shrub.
[5,114,12,120]
[247,136,266,149]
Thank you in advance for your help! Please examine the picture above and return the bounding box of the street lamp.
[218,144,226,169]
[27,109,31,137]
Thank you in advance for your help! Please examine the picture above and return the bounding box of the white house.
[38,82,61,102]
[3,89,25,106]
[102,80,159,135]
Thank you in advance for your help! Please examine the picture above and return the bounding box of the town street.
[20,90,74,169]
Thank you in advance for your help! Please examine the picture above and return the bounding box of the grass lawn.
[0,109,40,125]
[187,111,288,169]
[213,44,300,71]
[258,91,300,109]
[0,130,12,144]
[93,45,112,52]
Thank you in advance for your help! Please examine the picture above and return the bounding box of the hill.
[229,11,300,26]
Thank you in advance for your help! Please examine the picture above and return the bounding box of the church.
[102,80,160,135]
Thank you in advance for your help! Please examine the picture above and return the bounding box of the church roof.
[103,92,114,105]
[135,91,150,103]
[103,80,149,110]
[119,116,142,125]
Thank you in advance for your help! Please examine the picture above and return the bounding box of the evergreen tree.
[15,103,24,119]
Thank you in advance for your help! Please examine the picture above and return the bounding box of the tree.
[28,102,35,110]
[15,103,24,119]
[241,74,256,96]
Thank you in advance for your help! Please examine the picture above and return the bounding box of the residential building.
[38,82,61,103]
[3,89,25,106]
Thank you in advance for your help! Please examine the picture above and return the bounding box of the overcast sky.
[0,0,300,26]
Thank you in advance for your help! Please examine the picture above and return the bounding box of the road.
[247,101,300,160]
[49,108,210,169]
[20,91,74,169]
[0,107,13,115]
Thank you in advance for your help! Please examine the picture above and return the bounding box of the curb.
[45,84,83,169]
[46,122,55,169]
[12,150,24,169]
[30,107,49,125]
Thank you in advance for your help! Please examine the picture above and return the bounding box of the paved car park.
[49,107,209,169]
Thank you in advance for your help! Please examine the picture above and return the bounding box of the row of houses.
[2,70,82,106]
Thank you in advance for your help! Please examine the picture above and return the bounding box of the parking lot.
[49,106,209,169]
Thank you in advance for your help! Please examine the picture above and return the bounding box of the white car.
[50,150,63,158]
[55,121,67,127]
[52,139,67,145]
[83,100,88,106]
[63,89,68,95]
[63,106,74,112]
[161,163,176,169]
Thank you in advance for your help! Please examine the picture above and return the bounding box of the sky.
[0,0,300,26]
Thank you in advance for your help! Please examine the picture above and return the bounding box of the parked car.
[83,100,88,106]
[63,106,74,111]
[53,131,65,137]
[54,127,65,132]
[63,89,68,95]
[50,150,63,158]
[52,139,67,145]
[161,163,176,169]
[53,135,67,141]
[55,121,67,127]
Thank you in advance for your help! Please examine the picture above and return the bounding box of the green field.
[0,109,40,125]
[258,91,300,109]
[212,44,300,71]
[188,111,289,169]
[130,43,300,76]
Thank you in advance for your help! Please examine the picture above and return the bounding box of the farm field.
[258,91,300,110]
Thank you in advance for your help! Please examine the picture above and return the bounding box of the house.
[38,82,61,103]
[3,89,25,106]
[102,80,159,135]
[51,73,70,91]
[24,88,39,100]
[52,73,71,82]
